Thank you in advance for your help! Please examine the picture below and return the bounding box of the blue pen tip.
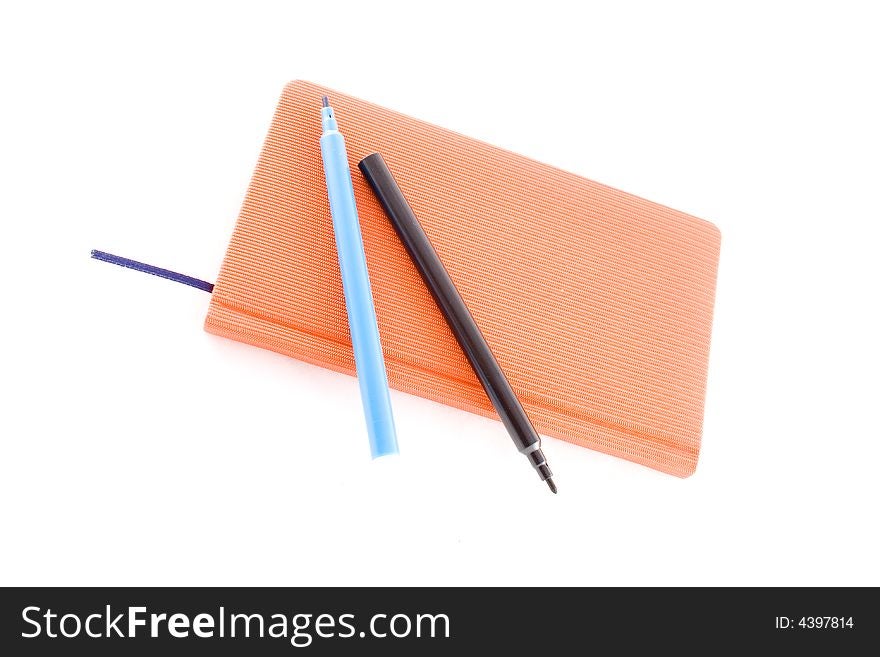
[321,95,329,108]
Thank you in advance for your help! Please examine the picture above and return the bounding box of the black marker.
[359,153,557,493]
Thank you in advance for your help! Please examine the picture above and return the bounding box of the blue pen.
[319,96,399,458]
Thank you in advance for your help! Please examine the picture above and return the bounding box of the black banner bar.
[1,587,874,654]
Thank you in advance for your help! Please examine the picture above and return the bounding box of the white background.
[1,1,878,586]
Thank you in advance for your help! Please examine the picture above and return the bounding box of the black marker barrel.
[358,153,556,493]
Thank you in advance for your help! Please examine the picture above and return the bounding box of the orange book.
[205,81,721,477]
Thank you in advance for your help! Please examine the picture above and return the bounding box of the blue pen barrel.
[320,103,399,458]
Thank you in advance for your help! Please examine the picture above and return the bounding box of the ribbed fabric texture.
[206,81,721,477]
